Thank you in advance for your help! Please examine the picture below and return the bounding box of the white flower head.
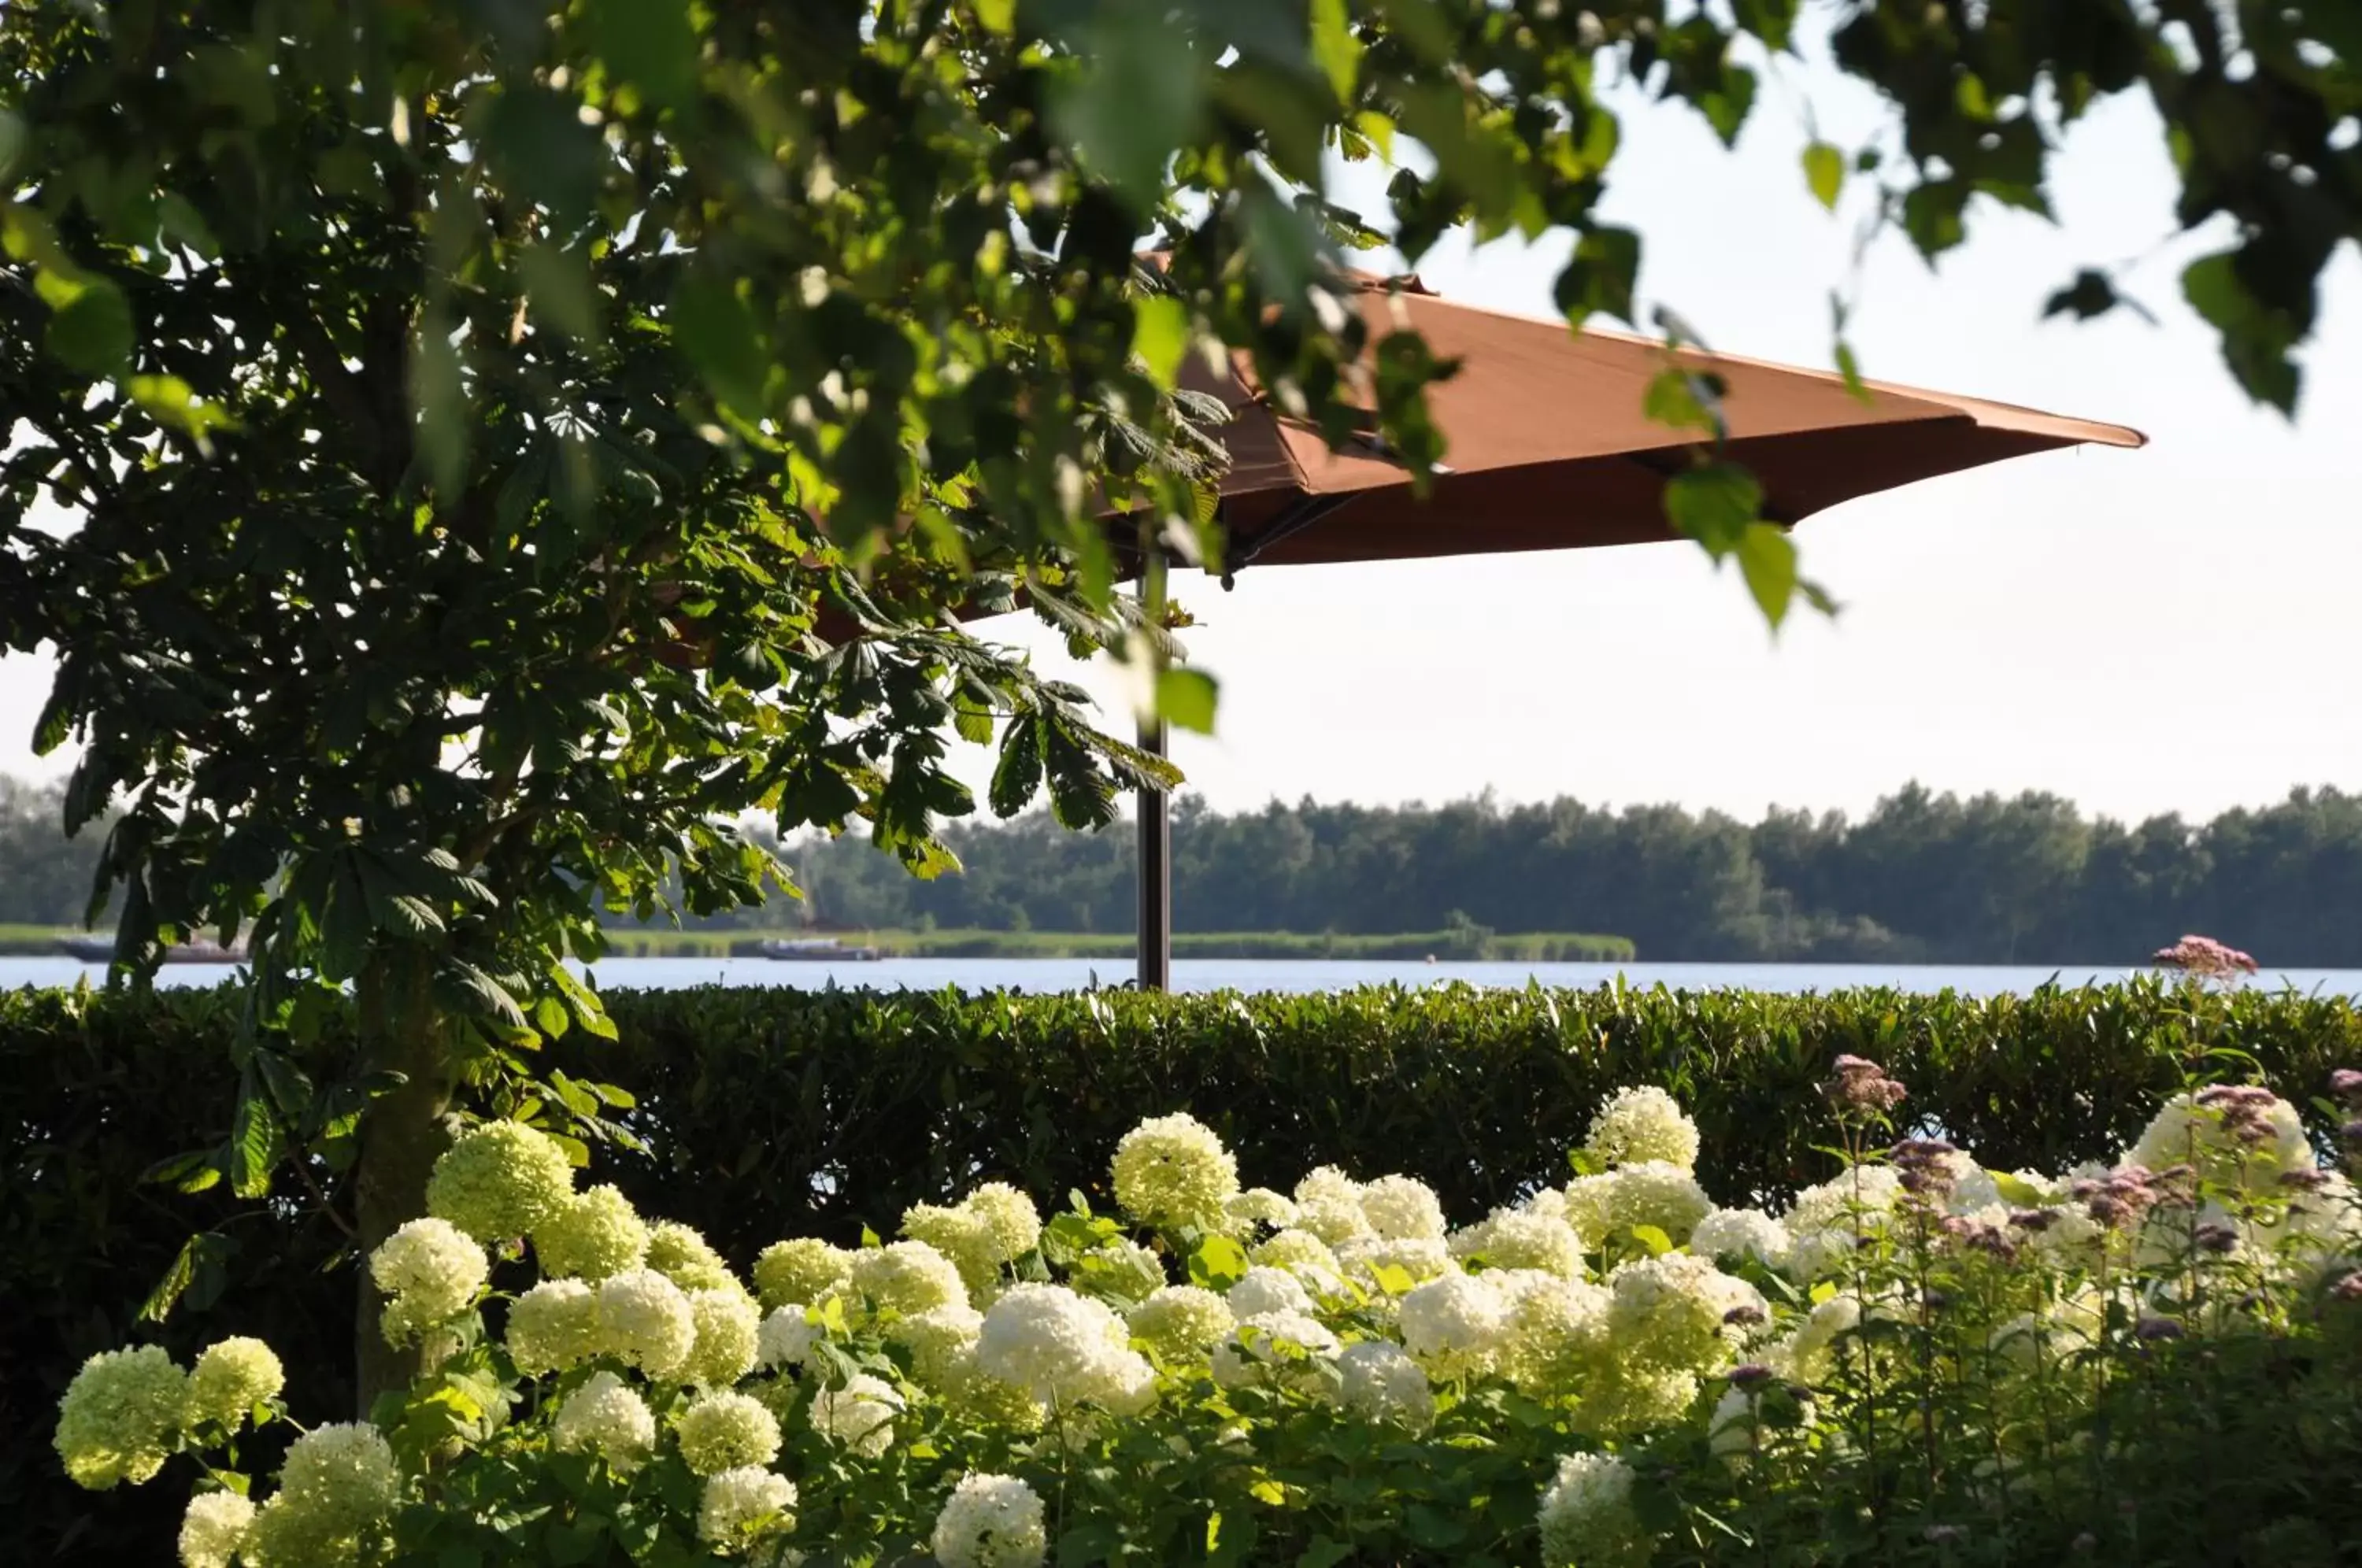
[1112,1113,1240,1230]
[1498,1271,1611,1398]
[1398,1272,1510,1378]
[2129,1089,2315,1189]
[697,1465,798,1548]
[1357,1174,1448,1241]
[976,1283,1136,1406]
[1212,1310,1340,1390]
[809,1372,903,1456]
[1605,1252,1764,1374]
[1584,1085,1701,1172]
[758,1304,824,1372]
[1127,1285,1235,1362]
[1453,1207,1587,1278]
[1292,1166,1374,1244]
[1689,1207,1790,1270]
[1537,1450,1647,1567]
[646,1222,738,1294]
[888,1303,986,1385]
[277,1422,401,1531]
[187,1337,284,1429]
[55,1344,187,1490]
[532,1184,650,1281]
[598,1267,698,1378]
[676,1389,783,1475]
[684,1287,764,1388]
[179,1490,257,1568]
[932,1472,1048,1568]
[1224,1188,1300,1233]
[509,1278,602,1375]
[1600,1162,1714,1244]
[961,1182,1044,1262]
[1337,1340,1433,1432]
[425,1120,575,1242]
[1225,1266,1314,1318]
[553,1370,657,1471]
[852,1241,969,1315]
[753,1237,853,1310]
[370,1217,489,1344]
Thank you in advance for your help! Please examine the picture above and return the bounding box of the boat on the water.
[54,934,248,964]
[757,937,883,962]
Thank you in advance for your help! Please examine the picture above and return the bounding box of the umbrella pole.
[1135,553,1172,993]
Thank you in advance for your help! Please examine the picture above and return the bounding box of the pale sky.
[5,46,2357,827]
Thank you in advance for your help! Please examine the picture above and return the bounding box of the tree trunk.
[352,949,457,1412]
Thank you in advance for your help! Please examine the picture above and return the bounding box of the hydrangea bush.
[57,1068,2362,1565]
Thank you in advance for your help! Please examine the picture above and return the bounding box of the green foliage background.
[8,977,2358,1562]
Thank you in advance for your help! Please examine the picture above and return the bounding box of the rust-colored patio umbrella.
[1124,272,2144,988]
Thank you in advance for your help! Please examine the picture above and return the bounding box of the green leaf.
[1734,524,1797,628]
[1802,141,1845,210]
[1187,1233,1249,1291]
[972,0,1015,31]
[0,108,22,182]
[1553,225,1640,328]
[1309,0,1362,102]
[409,315,468,499]
[1154,668,1219,734]
[988,716,1045,819]
[1048,12,1203,213]
[128,375,237,449]
[1628,1222,1674,1256]
[672,274,769,419]
[140,1231,234,1323]
[229,1091,283,1198]
[1663,461,1762,555]
[46,274,133,377]
[2182,250,2300,412]
[517,244,603,343]
[534,993,573,1041]
[1130,295,1190,390]
[586,0,700,111]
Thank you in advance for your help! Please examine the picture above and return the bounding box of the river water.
[6,955,2361,997]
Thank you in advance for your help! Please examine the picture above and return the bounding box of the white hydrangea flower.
[889,1303,986,1385]
[54,1344,187,1490]
[809,1372,903,1456]
[1537,1450,1647,1566]
[1943,1155,2002,1214]
[369,1217,489,1344]
[1576,1363,1701,1437]
[1127,1285,1235,1361]
[552,1370,657,1471]
[277,1422,401,1531]
[1337,1340,1433,1431]
[1357,1174,1447,1241]
[178,1489,256,1568]
[509,1278,602,1375]
[1453,1207,1587,1278]
[1708,1385,1759,1467]
[1767,1291,1863,1384]
[1292,1167,1375,1244]
[425,1120,575,1242]
[186,1337,284,1428]
[1689,1207,1790,1270]
[676,1389,783,1474]
[1224,1187,1300,1233]
[1781,1167,1904,1281]
[757,1305,823,1372]
[961,1183,1043,1263]
[905,1204,1001,1295]
[1075,1238,1167,1304]
[852,1241,969,1315]
[931,1472,1048,1568]
[1212,1310,1340,1390]
[1250,1228,1340,1274]
[1599,1161,1713,1244]
[976,1284,1135,1406]
[1335,1236,1458,1291]
[1605,1253,1764,1374]
[1562,1174,1618,1248]
[754,1237,853,1310]
[1112,1112,1240,1230]
[1398,1272,1510,1378]
[1585,1085,1701,1172]
[2130,1089,2315,1188]
[684,1287,763,1387]
[697,1465,798,1548]
[1498,1271,1611,1398]
[1225,1266,1314,1318]
[532,1184,650,1281]
[645,1222,738,1293]
[598,1267,698,1378]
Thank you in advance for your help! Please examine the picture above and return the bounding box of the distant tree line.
[7,773,2360,964]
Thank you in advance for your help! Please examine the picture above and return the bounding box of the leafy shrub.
[56,1058,2362,1565]
[10,978,2362,1561]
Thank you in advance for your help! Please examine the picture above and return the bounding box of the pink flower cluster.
[2149,934,2259,978]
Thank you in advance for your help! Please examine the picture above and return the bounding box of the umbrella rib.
[1219,492,1364,587]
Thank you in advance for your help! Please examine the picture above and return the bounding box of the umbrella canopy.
[1120,273,2142,988]
[1194,272,2144,577]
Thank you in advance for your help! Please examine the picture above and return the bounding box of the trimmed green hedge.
[6,978,2360,1562]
